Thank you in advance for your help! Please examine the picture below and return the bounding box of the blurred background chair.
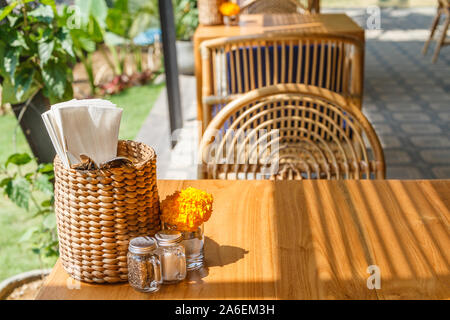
[238,0,320,14]
[199,84,385,180]
[423,0,450,63]
[200,32,364,132]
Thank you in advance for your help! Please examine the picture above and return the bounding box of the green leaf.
[5,177,31,210]
[41,0,57,11]
[0,1,18,21]
[41,61,67,100]
[56,28,75,58]
[44,246,59,258]
[14,67,36,102]
[0,177,12,188]
[106,8,131,38]
[5,153,33,167]
[75,35,96,52]
[19,226,39,242]
[41,199,53,207]
[113,0,129,12]
[38,40,55,66]
[24,172,34,183]
[10,33,29,50]
[35,174,53,195]
[1,76,39,105]
[28,5,54,24]
[32,208,52,218]
[129,12,152,39]
[43,213,56,229]
[75,0,108,28]
[4,48,20,79]
[104,31,127,46]
[32,248,41,255]
[37,163,54,174]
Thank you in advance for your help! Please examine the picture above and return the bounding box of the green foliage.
[104,0,159,75]
[0,0,75,104]
[0,153,58,260]
[57,0,108,95]
[106,0,159,40]
[174,0,198,41]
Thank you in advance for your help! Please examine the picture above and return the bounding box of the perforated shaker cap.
[128,236,157,254]
[155,230,183,246]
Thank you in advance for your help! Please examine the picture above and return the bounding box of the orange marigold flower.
[220,2,240,16]
[160,187,213,232]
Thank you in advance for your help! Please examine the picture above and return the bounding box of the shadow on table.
[38,180,450,300]
[270,180,450,299]
[205,236,249,268]
[184,237,249,284]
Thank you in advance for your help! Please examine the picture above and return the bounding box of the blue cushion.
[213,44,350,139]
[225,44,343,94]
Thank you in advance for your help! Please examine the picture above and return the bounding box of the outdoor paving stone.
[420,149,450,164]
[431,166,450,178]
[379,94,413,102]
[145,8,449,180]
[420,93,450,101]
[385,102,423,111]
[372,123,393,134]
[437,112,450,121]
[366,112,386,122]
[362,103,379,111]
[429,102,450,110]
[401,123,442,134]
[384,150,412,164]
[411,86,445,93]
[410,136,450,148]
[392,112,431,122]
[379,135,403,148]
[386,166,424,179]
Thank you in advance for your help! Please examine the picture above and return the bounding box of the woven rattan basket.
[54,140,161,283]
[198,0,223,25]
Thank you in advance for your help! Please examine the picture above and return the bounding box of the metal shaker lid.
[155,230,183,246]
[128,236,157,254]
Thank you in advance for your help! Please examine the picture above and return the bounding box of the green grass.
[0,82,164,282]
[110,83,165,140]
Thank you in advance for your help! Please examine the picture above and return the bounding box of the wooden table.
[194,13,365,123]
[37,180,450,300]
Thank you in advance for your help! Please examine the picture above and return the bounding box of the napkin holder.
[53,140,161,283]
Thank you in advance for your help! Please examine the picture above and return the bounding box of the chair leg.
[432,15,449,63]
[423,8,442,55]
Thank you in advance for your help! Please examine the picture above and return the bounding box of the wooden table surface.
[37,180,450,300]
[194,13,365,123]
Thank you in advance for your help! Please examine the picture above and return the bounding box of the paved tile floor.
[137,8,450,179]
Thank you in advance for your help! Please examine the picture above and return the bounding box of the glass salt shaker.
[155,230,187,284]
[127,236,162,293]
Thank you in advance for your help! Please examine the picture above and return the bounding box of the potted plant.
[0,0,75,163]
[174,0,198,75]
[0,152,57,299]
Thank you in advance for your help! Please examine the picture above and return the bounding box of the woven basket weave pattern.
[198,0,223,25]
[54,140,160,283]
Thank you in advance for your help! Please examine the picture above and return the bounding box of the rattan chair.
[199,84,385,180]
[239,0,320,14]
[200,32,364,133]
[423,0,449,63]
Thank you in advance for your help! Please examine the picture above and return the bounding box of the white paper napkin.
[42,99,123,168]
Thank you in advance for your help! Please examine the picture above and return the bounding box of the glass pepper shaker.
[127,236,162,293]
[155,230,187,284]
